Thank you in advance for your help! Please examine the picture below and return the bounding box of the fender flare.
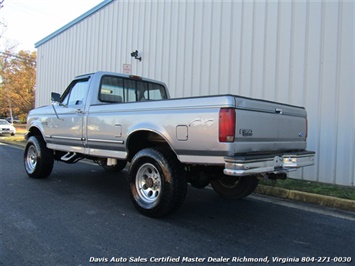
[126,122,176,159]
[26,120,45,141]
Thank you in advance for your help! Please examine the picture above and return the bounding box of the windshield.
[0,120,10,125]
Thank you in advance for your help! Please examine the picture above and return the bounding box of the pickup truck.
[24,71,315,217]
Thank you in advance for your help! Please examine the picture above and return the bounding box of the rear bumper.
[224,150,315,176]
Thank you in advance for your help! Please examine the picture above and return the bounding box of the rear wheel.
[24,136,54,178]
[210,174,259,199]
[128,148,187,218]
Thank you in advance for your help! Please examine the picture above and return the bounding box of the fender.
[26,119,46,141]
[126,121,176,159]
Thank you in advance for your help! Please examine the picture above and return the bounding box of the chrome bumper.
[224,151,315,176]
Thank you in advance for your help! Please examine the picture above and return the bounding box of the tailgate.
[233,96,307,153]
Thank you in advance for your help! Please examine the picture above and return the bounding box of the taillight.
[219,108,236,142]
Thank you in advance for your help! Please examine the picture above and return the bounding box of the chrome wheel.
[25,145,38,174]
[135,163,161,207]
[24,136,54,178]
[129,148,187,217]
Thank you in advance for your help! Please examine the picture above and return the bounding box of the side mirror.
[51,92,61,102]
[50,92,63,121]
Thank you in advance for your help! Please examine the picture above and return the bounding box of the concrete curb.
[255,185,355,213]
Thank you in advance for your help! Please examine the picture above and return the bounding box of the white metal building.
[35,0,354,186]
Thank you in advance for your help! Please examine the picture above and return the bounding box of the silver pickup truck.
[24,71,315,217]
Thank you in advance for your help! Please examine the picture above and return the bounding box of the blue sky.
[0,0,103,51]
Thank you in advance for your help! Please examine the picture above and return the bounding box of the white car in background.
[0,119,16,136]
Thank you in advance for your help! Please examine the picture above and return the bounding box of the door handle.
[275,108,283,114]
[76,109,84,114]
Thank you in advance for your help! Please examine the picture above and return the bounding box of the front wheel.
[24,136,54,179]
[210,174,259,199]
[128,148,187,218]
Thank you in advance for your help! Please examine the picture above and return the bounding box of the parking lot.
[1,143,354,265]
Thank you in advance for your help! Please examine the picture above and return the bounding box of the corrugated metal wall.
[36,0,354,186]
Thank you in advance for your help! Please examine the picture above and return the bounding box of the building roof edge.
[35,0,114,48]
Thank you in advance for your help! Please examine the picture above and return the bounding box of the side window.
[137,81,166,101]
[61,79,89,106]
[147,82,167,100]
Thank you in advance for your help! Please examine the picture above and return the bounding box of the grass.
[259,178,355,201]
[2,125,354,201]
[0,126,27,146]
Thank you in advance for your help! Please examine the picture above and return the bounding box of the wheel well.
[27,127,43,140]
[127,130,172,161]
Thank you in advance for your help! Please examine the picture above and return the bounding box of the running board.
[60,152,82,163]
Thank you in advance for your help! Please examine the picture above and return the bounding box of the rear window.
[99,76,167,103]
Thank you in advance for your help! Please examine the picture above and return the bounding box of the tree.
[0,50,36,122]
[0,0,6,38]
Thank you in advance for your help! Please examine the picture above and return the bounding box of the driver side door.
[46,78,89,151]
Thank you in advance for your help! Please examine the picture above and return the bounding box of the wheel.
[24,135,54,178]
[100,158,127,172]
[210,174,259,199]
[128,148,187,218]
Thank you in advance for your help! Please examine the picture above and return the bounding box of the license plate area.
[273,156,283,168]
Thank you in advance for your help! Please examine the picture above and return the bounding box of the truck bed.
[86,94,308,164]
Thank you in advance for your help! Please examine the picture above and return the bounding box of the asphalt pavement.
[2,133,354,213]
[1,143,354,265]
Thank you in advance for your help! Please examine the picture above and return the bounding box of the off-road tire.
[128,148,187,218]
[24,135,54,179]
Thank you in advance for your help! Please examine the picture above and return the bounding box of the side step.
[60,152,82,163]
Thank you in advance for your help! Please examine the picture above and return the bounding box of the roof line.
[35,0,114,48]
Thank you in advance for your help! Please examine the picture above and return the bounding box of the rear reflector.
[219,108,236,142]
